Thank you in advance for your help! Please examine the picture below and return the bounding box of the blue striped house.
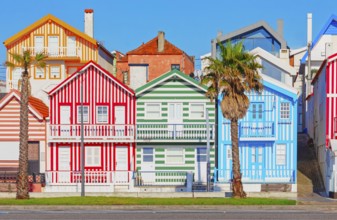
[215,74,298,192]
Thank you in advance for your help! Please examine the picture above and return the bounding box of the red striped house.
[0,90,48,174]
[45,61,136,192]
[311,52,337,198]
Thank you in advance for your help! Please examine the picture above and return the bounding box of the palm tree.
[202,41,263,198]
[6,50,46,199]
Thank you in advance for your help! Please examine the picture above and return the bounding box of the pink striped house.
[45,61,136,192]
[311,52,337,198]
[0,90,48,175]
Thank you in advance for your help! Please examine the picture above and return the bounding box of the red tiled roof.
[28,96,49,118]
[9,90,49,118]
[127,37,184,55]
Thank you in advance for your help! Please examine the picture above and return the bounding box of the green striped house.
[135,69,215,186]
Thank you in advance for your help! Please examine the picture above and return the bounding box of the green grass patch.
[0,197,296,205]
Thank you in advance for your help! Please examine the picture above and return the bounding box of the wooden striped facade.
[311,53,337,196]
[4,14,114,104]
[46,61,136,188]
[0,97,45,141]
[217,74,298,186]
[135,70,215,185]
[0,90,48,173]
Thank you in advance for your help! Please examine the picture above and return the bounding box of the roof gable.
[0,90,49,119]
[48,61,134,96]
[301,14,337,63]
[251,47,296,76]
[215,21,287,49]
[136,69,207,96]
[3,14,97,47]
[261,74,298,101]
[127,37,184,55]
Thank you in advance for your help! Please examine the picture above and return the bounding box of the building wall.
[0,97,46,172]
[6,19,114,105]
[48,63,136,172]
[218,84,297,181]
[48,143,134,172]
[136,74,215,178]
[0,97,46,141]
[49,64,135,125]
[116,54,194,87]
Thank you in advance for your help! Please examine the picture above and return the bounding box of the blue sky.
[0,0,336,79]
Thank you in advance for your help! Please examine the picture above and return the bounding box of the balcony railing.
[22,47,81,58]
[214,168,295,184]
[239,121,275,139]
[45,170,133,185]
[47,124,135,142]
[47,123,214,143]
[136,123,215,142]
[135,171,188,186]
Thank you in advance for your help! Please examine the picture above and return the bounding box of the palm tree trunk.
[16,70,29,199]
[231,119,246,198]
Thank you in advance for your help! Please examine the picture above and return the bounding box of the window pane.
[143,155,153,162]
[36,68,45,78]
[146,103,160,119]
[143,148,153,154]
[197,148,207,154]
[197,155,207,162]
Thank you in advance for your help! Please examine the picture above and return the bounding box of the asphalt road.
[0,208,337,220]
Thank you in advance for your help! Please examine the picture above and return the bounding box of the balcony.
[22,47,82,58]
[214,168,295,184]
[47,124,135,143]
[136,123,215,143]
[239,121,275,140]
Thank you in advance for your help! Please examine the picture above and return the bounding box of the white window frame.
[276,144,286,165]
[11,68,22,90]
[96,106,108,123]
[85,146,101,167]
[35,67,45,79]
[166,148,184,164]
[280,102,290,120]
[142,148,154,163]
[50,66,61,79]
[77,106,89,123]
[34,36,44,53]
[189,103,205,119]
[145,103,161,119]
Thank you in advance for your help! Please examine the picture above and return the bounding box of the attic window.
[171,64,180,71]
[123,71,128,84]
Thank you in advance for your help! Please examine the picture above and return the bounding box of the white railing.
[214,168,295,184]
[22,47,81,58]
[45,170,133,185]
[7,80,19,90]
[136,124,215,141]
[135,171,187,186]
[48,124,135,142]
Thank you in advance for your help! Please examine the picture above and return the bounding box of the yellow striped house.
[3,9,114,105]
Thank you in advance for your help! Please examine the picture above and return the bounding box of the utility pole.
[206,109,211,192]
[80,71,85,197]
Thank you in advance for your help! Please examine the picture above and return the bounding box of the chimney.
[277,19,284,37]
[307,13,312,44]
[158,31,165,52]
[84,9,94,38]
